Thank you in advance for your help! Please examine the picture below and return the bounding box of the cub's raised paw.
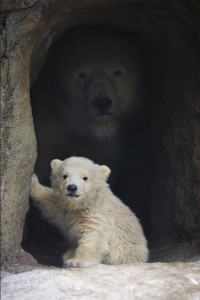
[30,174,40,197]
[63,258,98,268]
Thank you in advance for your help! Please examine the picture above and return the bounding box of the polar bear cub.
[30,156,148,267]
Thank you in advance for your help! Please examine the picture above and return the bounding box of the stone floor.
[1,260,200,300]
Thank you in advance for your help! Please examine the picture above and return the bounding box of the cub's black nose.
[92,97,112,115]
[67,184,77,192]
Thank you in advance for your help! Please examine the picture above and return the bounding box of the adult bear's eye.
[113,70,122,76]
[63,175,68,179]
[78,72,86,79]
[82,176,88,181]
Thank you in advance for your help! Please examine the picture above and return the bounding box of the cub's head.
[50,157,110,202]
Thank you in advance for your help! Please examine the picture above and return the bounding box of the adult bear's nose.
[92,97,112,115]
[67,184,78,192]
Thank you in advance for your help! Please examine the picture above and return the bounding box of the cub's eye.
[82,176,88,181]
[63,175,68,179]
[78,72,86,79]
[113,70,122,76]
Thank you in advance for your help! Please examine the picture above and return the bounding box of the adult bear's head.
[51,26,146,138]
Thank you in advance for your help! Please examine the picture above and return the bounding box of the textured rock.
[1,6,38,265]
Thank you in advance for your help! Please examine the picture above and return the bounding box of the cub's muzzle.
[67,184,79,198]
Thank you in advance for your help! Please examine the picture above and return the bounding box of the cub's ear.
[50,159,62,170]
[99,165,111,180]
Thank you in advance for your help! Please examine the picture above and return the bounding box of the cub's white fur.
[30,156,148,268]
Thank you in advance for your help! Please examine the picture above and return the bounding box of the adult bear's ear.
[100,165,111,180]
[51,159,62,170]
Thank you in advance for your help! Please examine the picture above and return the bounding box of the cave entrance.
[22,3,200,266]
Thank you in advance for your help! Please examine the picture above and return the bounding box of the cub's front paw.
[63,258,98,268]
[62,249,74,261]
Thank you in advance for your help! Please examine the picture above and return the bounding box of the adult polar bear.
[31,25,146,186]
